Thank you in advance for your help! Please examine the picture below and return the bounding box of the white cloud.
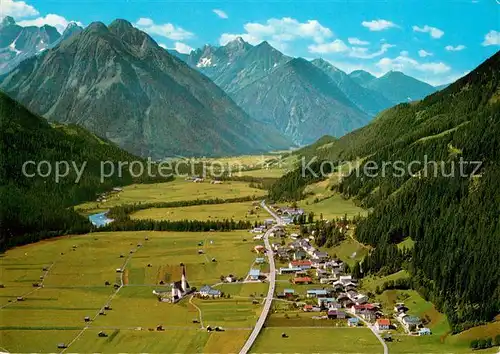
[213,9,228,19]
[418,49,433,57]
[219,17,333,50]
[348,37,369,45]
[376,55,451,75]
[158,43,167,49]
[445,45,466,51]
[308,39,349,54]
[482,30,500,46]
[0,0,38,19]
[350,43,395,59]
[219,33,259,45]
[412,25,444,39]
[173,42,193,54]
[18,14,83,33]
[309,40,394,59]
[361,19,397,31]
[135,17,194,41]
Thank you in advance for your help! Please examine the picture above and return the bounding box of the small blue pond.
[88,212,114,227]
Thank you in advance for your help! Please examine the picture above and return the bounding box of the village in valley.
[1,175,489,354]
[147,201,430,344]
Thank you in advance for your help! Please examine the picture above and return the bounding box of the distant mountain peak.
[108,19,134,31]
[224,36,252,53]
[1,16,16,28]
[350,70,375,78]
[85,21,108,33]
[66,21,80,30]
[230,36,246,44]
[384,70,406,78]
[256,40,274,50]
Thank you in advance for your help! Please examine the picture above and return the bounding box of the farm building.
[418,328,431,336]
[248,269,260,280]
[402,316,421,332]
[348,318,360,327]
[317,298,338,308]
[279,267,302,275]
[254,245,265,253]
[327,309,346,319]
[198,285,222,298]
[306,289,328,298]
[293,277,312,284]
[289,260,312,270]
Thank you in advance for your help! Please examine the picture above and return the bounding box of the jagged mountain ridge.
[364,70,437,103]
[311,59,394,116]
[0,20,290,158]
[178,38,440,144]
[0,16,83,74]
[231,57,371,145]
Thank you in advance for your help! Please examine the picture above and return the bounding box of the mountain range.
[176,38,440,144]
[0,16,83,74]
[0,17,444,155]
[0,20,290,158]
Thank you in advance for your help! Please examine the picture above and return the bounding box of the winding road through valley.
[239,201,281,354]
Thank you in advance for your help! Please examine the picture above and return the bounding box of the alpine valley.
[1,8,499,354]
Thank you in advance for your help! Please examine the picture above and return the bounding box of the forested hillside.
[271,51,500,331]
[0,92,170,250]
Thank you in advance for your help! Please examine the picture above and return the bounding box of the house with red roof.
[293,277,312,284]
[376,318,391,330]
[288,260,312,270]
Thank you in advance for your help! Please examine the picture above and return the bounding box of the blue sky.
[2,0,499,85]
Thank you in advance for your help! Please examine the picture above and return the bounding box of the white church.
[153,264,191,303]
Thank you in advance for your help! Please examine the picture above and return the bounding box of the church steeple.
[181,264,187,292]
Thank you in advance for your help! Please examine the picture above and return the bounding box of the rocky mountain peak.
[84,21,108,34]
[108,19,134,32]
[1,16,16,28]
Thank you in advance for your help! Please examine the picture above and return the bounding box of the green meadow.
[0,230,263,352]
[130,201,268,222]
[250,327,382,353]
[75,178,266,214]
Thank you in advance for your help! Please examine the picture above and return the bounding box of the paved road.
[239,200,281,354]
[369,323,389,354]
[353,314,389,354]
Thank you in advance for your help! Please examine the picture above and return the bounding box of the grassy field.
[323,236,371,267]
[214,283,269,298]
[234,168,286,178]
[194,297,262,328]
[266,312,349,328]
[387,334,499,354]
[75,178,266,214]
[251,327,383,353]
[360,270,410,294]
[130,201,268,222]
[0,230,263,352]
[299,194,367,220]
